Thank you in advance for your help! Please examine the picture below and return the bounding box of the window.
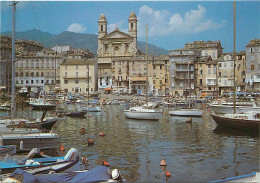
[208,64,211,68]
[101,25,103,31]
[31,63,34,68]
[219,72,221,76]
[31,80,34,84]
[251,65,255,70]
[64,80,68,84]
[65,72,67,77]
[41,80,44,84]
[160,65,162,69]
[218,63,222,68]
[76,65,78,69]
[153,80,156,84]
[31,72,34,77]
[75,80,79,84]
[131,23,134,29]
[46,63,49,68]
[76,72,78,78]
[41,63,44,68]
[41,72,44,77]
[153,65,156,69]
[200,70,203,75]
[200,79,202,85]
[21,80,24,84]
[65,65,68,70]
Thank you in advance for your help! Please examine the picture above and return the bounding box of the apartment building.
[60,58,97,94]
[169,49,200,96]
[245,39,260,91]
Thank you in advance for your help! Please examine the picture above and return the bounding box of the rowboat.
[210,172,260,182]
[0,145,16,155]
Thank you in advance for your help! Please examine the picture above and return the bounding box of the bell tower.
[98,14,107,49]
[128,11,137,49]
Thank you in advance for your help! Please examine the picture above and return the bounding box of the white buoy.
[20,141,24,150]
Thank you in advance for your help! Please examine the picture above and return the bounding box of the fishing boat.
[28,98,56,110]
[211,112,260,131]
[82,106,102,112]
[210,172,260,182]
[0,148,83,174]
[0,145,16,155]
[66,111,87,117]
[124,25,162,120]
[3,166,124,183]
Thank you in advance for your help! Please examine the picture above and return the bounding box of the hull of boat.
[124,111,161,120]
[27,119,58,131]
[169,109,203,117]
[82,107,101,112]
[66,111,86,117]
[29,104,56,110]
[211,114,260,131]
[0,145,16,155]
[0,133,60,151]
[210,172,260,183]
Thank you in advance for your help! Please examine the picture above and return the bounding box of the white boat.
[169,108,203,117]
[82,106,102,112]
[124,103,162,120]
[124,25,162,121]
[210,172,260,183]
[28,98,56,110]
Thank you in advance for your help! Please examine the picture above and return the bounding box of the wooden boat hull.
[0,133,60,152]
[169,109,203,117]
[211,114,260,131]
[124,111,161,120]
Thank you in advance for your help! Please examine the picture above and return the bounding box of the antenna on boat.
[146,24,148,107]
[233,1,236,114]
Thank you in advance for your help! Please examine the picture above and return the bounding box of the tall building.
[169,48,200,96]
[0,36,12,93]
[245,39,260,91]
[97,12,138,92]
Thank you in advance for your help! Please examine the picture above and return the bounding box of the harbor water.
[1,104,259,182]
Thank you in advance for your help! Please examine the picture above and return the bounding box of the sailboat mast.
[233,1,236,114]
[11,1,17,118]
[145,24,148,106]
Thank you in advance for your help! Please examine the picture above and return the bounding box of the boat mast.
[88,63,89,105]
[233,1,236,114]
[145,24,148,107]
[11,1,18,118]
[188,54,191,108]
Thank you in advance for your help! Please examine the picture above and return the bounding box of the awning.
[105,87,111,91]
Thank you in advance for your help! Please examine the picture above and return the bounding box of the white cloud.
[107,20,127,33]
[67,23,86,33]
[138,5,225,37]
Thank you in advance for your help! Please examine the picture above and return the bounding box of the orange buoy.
[208,108,211,111]
[40,151,44,155]
[160,158,167,166]
[165,171,171,177]
[88,138,94,146]
[102,160,109,167]
[99,132,105,136]
[60,145,65,151]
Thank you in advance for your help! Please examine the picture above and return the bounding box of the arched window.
[101,25,103,31]
[114,46,120,55]
[131,23,134,30]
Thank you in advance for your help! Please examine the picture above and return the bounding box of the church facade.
[97,11,138,92]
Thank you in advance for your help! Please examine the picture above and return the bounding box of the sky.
[0,1,259,53]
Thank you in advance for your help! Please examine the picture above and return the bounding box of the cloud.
[138,5,225,37]
[67,23,86,33]
[107,20,127,33]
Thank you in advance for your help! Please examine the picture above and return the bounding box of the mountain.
[1,29,169,56]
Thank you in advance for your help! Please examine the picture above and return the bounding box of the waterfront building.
[59,58,97,94]
[0,36,12,93]
[216,52,246,95]
[169,48,199,96]
[195,56,218,97]
[245,39,260,91]
[15,49,63,92]
[97,12,138,92]
[15,39,43,54]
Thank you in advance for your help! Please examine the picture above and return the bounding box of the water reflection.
[1,104,259,182]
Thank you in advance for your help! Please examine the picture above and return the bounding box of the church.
[97,11,138,92]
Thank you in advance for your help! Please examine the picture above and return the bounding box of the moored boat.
[211,112,260,131]
[210,172,260,182]
[0,145,16,155]
[169,108,203,117]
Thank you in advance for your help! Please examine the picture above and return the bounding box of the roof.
[61,59,96,65]
[246,39,260,47]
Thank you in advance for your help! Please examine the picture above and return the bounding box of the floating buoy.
[60,145,65,151]
[99,132,105,136]
[186,117,192,123]
[40,151,44,155]
[160,158,167,166]
[88,138,94,146]
[79,128,86,135]
[102,160,109,167]
[165,171,171,177]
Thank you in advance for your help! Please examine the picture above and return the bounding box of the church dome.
[129,11,137,20]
